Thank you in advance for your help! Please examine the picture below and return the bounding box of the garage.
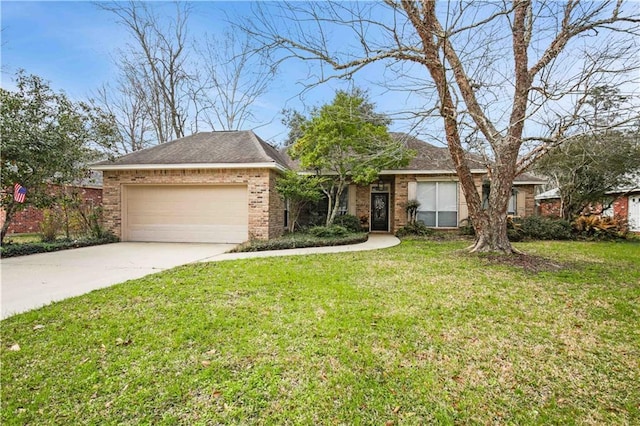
[93,131,288,242]
[123,185,248,243]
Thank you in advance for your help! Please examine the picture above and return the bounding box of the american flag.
[13,183,27,203]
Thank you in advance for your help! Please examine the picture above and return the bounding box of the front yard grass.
[2,240,639,424]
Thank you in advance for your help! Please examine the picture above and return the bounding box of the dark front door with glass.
[370,193,389,231]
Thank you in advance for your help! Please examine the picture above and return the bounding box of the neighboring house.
[91,131,544,243]
[535,182,640,233]
[0,176,103,235]
[535,188,562,217]
[92,131,289,244]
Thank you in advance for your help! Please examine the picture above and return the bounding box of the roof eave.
[91,162,287,172]
[513,180,546,185]
[379,169,487,175]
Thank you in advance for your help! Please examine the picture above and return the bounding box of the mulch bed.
[480,253,571,273]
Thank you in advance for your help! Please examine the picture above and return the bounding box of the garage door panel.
[124,185,248,243]
[128,224,248,244]
[127,210,247,226]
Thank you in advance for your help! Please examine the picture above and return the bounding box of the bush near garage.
[0,234,118,258]
[232,230,367,252]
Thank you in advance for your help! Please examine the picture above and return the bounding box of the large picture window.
[416,182,458,227]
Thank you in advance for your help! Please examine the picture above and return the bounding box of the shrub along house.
[91,130,544,243]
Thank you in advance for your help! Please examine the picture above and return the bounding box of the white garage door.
[123,185,248,243]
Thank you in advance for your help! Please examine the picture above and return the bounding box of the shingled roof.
[92,131,289,170]
[389,132,486,171]
[391,133,545,183]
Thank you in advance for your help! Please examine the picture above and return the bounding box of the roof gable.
[92,131,288,170]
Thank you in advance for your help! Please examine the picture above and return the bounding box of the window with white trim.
[482,185,517,215]
[416,181,458,227]
[507,190,517,215]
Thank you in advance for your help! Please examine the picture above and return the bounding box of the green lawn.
[2,240,639,424]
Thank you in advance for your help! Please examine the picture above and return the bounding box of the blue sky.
[2,1,637,148]
[1,1,405,145]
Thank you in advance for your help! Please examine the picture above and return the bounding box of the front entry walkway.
[206,233,400,262]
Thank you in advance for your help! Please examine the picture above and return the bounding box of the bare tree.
[244,0,640,253]
[98,1,194,144]
[194,31,278,131]
[92,79,153,155]
[97,2,279,147]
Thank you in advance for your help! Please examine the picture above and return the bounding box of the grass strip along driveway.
[2,240,639,424]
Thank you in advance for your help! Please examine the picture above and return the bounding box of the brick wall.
[538,199,561,217]
[538,195,632,221]
[102,168,285,241]
[612,195,628,220]
[355,185,371,226]
[1,185,102,235]
[393,174,413,233]
[518,185,537,217]
[268,170,286,238]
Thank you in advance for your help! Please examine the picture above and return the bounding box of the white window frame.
[507,190,517,215]
[416,181,459,228]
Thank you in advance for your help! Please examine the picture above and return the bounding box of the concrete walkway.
[205,233,400,261]
[1,234,399,319]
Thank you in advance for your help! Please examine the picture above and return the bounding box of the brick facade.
[392,175,412,232]
[538,195,632,220]
[355,185,371,226]
[612,196,628,220]
[518,185,537,217]
[1,185,102,235]
[538,199,561,217]
[102,168,285,241]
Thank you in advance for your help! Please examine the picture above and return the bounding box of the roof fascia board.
[513,181,547,185]
[378,169,487,175]
[297,169,487,176]
[91,162,287,172]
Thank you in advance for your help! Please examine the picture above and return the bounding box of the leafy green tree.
[275,170,325,232]
[0,71,118,243]
[535,130,640,219]
[289,89,413,226]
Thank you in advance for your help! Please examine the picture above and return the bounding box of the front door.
[371,193,389,231]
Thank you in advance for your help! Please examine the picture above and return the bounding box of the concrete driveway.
[1,242,235,319]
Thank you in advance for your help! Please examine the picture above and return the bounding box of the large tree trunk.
[469,214,513,254]
[468,190,516,254]
[468,142,520,254]
[400,1,521,254]
[462,175,517,254]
